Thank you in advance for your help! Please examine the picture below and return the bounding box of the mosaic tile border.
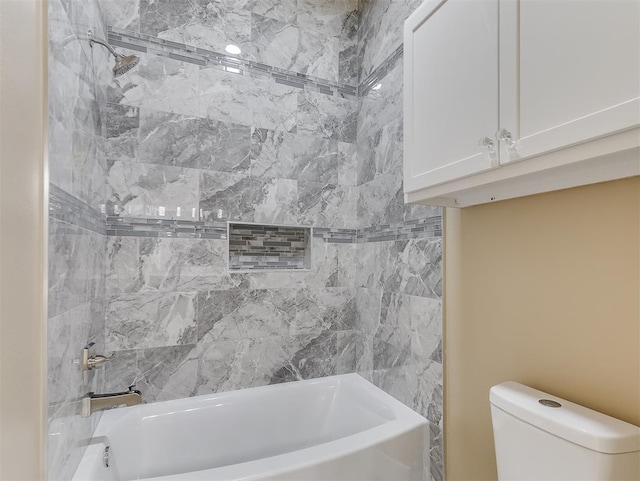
[358,215,442,242]
[49,184,106,234]
[105,216,228,239]
[49,184,442,242]
[107,27,358,99]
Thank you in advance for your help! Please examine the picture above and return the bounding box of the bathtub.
[71,374,428,481]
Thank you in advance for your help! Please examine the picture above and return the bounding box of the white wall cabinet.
[404,0,640,207]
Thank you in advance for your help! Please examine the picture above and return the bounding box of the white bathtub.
[72,374,428,481]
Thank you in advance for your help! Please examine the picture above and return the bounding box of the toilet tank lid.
[490,382,640,454]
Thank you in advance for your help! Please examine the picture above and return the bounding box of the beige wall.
[444,177,640,481]
[0,0,47,479]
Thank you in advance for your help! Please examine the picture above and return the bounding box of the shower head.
[88,34,140,77]
[113,54,140,77]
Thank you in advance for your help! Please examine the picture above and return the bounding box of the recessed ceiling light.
[372,83,382,91]
[225,44,241,55]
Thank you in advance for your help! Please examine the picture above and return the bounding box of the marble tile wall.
[99,0,362,412]
[355,2,444,480]
[48,0,110,480]
[103,0,359,86]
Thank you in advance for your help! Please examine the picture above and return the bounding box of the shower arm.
[89,35,123,59]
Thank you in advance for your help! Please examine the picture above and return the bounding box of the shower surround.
[48,1,442,480]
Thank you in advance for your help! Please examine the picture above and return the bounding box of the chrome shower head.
[113,54,140,77]
[89,34,140,77]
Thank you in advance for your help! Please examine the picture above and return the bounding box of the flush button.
[539,399,562,408]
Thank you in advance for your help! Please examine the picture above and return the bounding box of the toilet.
[490,382,640,480]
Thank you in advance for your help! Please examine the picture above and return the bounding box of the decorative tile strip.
[107,27,358,99]
[49,184,106,234]
[359,44,404,97]
[105,216,228,239]
[312,228,358,244]
[50,186,441,243]
[357,215,442,243]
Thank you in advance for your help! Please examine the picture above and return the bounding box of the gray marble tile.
[194,336,298,394]
[48,219,107,319]
[241,0,297,23]
[358,0,418,80]
[337,141,357,187]
[138,109,251,173]
[339,43,359,87]
[249,128,295,179]
[357,63,403,142]
[355,238,442,298]
[199,67,298,133]
[291,288,356,335]
[103,349,138,392]
[296,0,358,38]
[106,236,141,294]
[270,332,338,383]
[107,161,200,219]
[298,91,357,142]
[394,238,443,298]
[199,171,299,224]
[354,330,374,381]
[107,237,242,294]
[109,55,200,117]
[102,0,141,31]
[141,0,252,56]
[296,29,340,82]
[49,31,108,210]
[336,329,357,374]
[357,172,404,229]
[355,287,382,336]
[250,129,339,183]
[376,292,414,349]
[48,302,93,406]
[135,345,199,402]
[196,289,296,341]
[336,242,357,288]
[249,14,300,70]
[371,361,418,410]
[105,291,198,350]
[104,103,139,166]
[356,118,403,185]
[298,181,356,229]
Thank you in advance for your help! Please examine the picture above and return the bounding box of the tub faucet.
[82,385,143,417]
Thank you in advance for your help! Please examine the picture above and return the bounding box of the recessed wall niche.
[228,223,311,271]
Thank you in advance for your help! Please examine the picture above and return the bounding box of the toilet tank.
[490,382,640,481]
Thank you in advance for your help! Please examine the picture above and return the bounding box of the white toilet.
[490,381,640,480]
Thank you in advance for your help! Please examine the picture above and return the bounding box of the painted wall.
[0,0,47,479]
[47,0,111,479]
[444,177,640,480]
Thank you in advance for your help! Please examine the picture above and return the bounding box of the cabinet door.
[500,0,640,164]
[404,0,500,193]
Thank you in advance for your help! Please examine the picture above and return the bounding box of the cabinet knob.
[496,128,519,159]
[479,136,498,166]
